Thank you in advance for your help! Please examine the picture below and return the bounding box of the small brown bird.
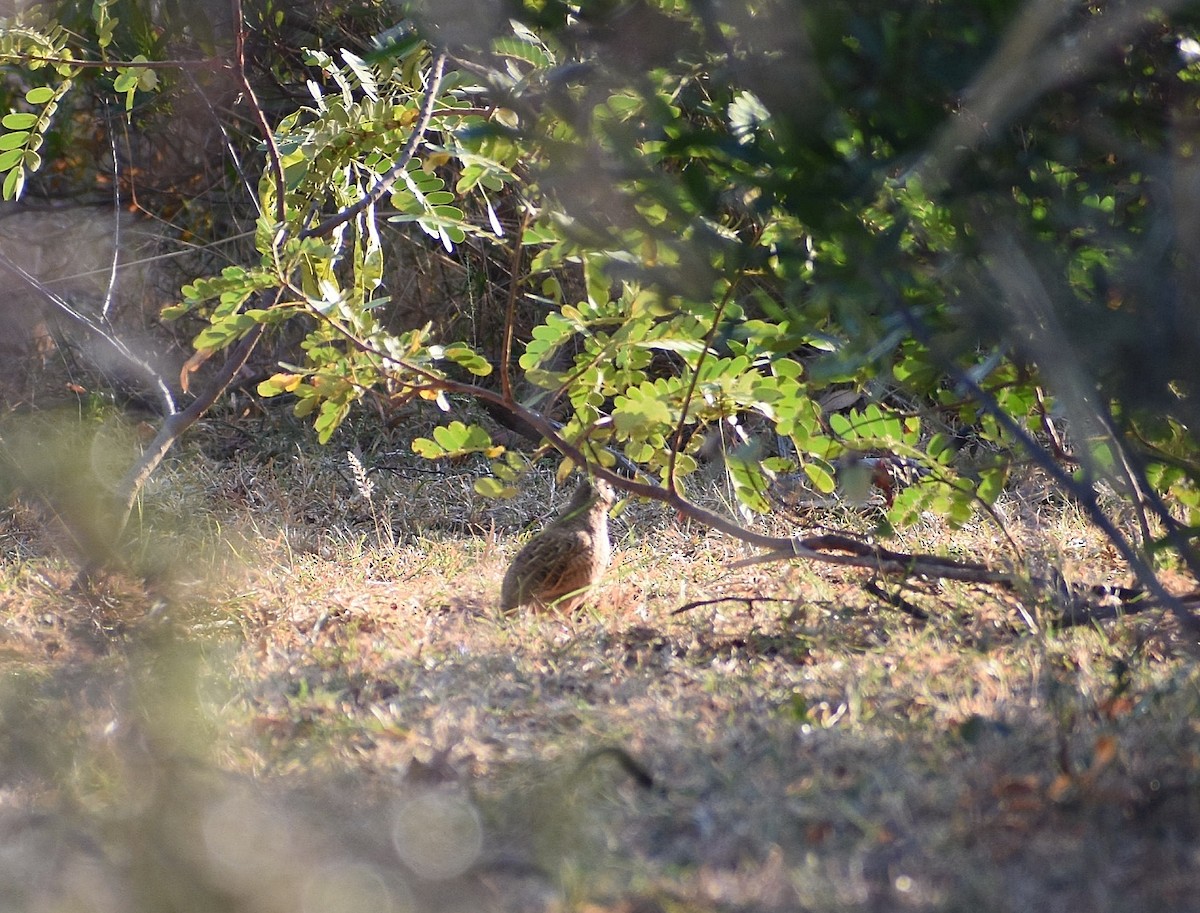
[500,477,616,613]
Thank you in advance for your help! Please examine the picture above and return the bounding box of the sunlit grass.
[0,422,1198,911]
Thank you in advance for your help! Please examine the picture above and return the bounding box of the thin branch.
[666,223,765,494]
[299,298,1177,607]
[731,533,1020,586]
[101,113,122,320]
[183,68,261,210]
[282,297,1033,587]
[0,251,176,415]
[37,231,258,285]
[229,0,285,224]
[863,578,930,621]
[1098,405,1200,583]
[429,377,1021,582]
[500,209,531,402]
[1101,409,1156,551]
[671,596,795,616]
[1034,385,1077,463]
[4,54,229,70]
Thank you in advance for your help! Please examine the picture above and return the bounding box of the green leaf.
[0,148,23,171]
[1,113,37,130]
[977,468,1007,505]
[257,373,304,397]
[160,303,189,321]
[492,35,553,69]
[803,461,837,495]
[927,432,956,464]
[315,398,351,444]
[412,421,501,459]
[340,49,378,100]
[0,131,28,151]
[434,421,491,452]
[945,492,974,527]
[474,477,518,499]
[193,312,257,350]
[443,345,493,377]
[726,453,772,514]
[625,440,654,463]
[612,385,673,435]
[292,388,318,418]
[112,71,138,93]
[584,256,611,308]
[773,358,804,380]
[890,485,932,529]
[2,165,25,200]
[24,86,55,105]
[670,452,698,478]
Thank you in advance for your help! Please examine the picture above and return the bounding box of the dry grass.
[1,410,1200,912]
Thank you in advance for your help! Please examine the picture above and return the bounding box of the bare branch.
[3,54,228,71]
[499,210,530,402]
[101,117,122,320]
[0,250,176,415]
[230,0,285,224]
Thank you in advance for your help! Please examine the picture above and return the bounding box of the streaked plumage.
[500,478,615,612]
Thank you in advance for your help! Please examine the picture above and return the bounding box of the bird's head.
[566,476,617,515]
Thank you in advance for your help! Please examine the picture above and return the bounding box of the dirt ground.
[1,415,1199,913]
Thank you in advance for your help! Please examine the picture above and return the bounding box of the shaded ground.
[1,418,1199,912]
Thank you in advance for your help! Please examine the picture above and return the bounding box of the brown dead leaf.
[180,347,214,393]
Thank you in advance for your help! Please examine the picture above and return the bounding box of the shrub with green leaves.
[4,0,1200,582]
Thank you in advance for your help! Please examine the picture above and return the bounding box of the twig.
[1034,385,1077,463]
[864,578,930,621]
[499,209,530,402]
[666,223,765,494]
[3,54,228,70]
[670,596,794,616]
[230,0,285,224]
[183,68,261,208]
[0,251,176,415]
[101,117,122,320]
[731,532,1021,586]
